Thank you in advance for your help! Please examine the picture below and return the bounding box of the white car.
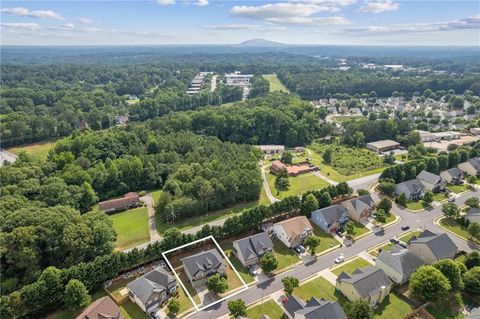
[334,256,345,264]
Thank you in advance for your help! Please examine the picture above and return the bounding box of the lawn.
[331,257,372,276]
[177,268,201,305]
[405,200,428,211]
[7,140,56,160]
[370,230,421,256]
[426,292,477,319]
[434,192,449,202]
[312,224,340,253]
[293,276,346,304]
[148,189,163,205]
[439,218,480,245]
[331,115,366,123]
[259,184,271,205]
[176,286,196,314]
[120,300,149,319]
[221,242,254,284]
[273,239,301,272]
[156,200,259,234]
[246,300,288,319]
[374,293,413,319]
[263,74,289,93]
[110,207,150,251]
[446,184,470,194]
[266,171,330,199]
[351,220,369,238]
[384,212,397,225]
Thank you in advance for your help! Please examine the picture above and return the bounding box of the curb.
[434,216,480,250]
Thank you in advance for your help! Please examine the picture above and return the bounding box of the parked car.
[336,230,344,237]
[398,241,408,248]
[390,237,399,244]
[334,255,345,264]
[294,245,306,254]
[149,312,161,319]
[401,225,410,230]
[248,264,259,275]
[448,197,456,202]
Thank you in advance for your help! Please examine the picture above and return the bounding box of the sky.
[1,0,479,45]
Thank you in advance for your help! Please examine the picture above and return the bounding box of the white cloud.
[156,0,176,5]
[357,0,399,13]
[201,24,286,31]
[1,7,64,20]
[77,17,94,24]
[47,23,75,31]
[230,2,350,26]
[85,27,101,33]
[344,15,480,34]
[195,0,209,6]
[1,22,42,31]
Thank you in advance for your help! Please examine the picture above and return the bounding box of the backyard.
[7,139,56,160]
[426,292,478,319]
[266,171,330,199]
[263,74,289,93]
[273,239,301,272]
[331,257,372,276]
[110,207,150,251]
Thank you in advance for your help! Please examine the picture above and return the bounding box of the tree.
[303,235,321,255]
[345,300,374,319]
[467,222,480,240]
[275,169,290,194]
[465,251,480,269]
[465,197,480,208]
[63,279,91,310]
[379,181,395,196]
[344,221,356,239]
[373,209,387,224]
[301,194,318,217]
[409,265,451,302]
[318,191,332,208]
[167,298,180,316]
[463,267,480,295]
[282,276,299,295]
[323,148,333,164]
[228,299,247,318]
[259,252,278,274]
[423,191,434,205]
[357,189,369,196]
[281,151,293,165]
[206,274,228,294]
[377,197,392,215]
[433,259,464,290]
[442,202,460,219]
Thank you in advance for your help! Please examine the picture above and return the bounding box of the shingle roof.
[468,157,480,171]
[233,232,273,262]
[127,268,175,305]
[312,205,349,225]
[417,170,443,185]
[377,247,425,277]
[296,298,347,319]
[181,249,224,278]
[75,296,124,319]
[442,167,463,179]
[396,179,425,194]
[274,216,312,240]
[283,295,304,317]
[342,195,374,215]
[466,207,480,220]
[408,230,457,259]
[336,267,392,299]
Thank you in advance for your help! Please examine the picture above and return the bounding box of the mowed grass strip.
[273,239,301,271]
[312,224,340,253]
[263,74,289,93]
[440,218,480,245]
[110,207,150,250]
[331,257,372,276]
[266,171,330,199]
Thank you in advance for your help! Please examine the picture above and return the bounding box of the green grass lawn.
[370,230,421,256]
[374,293,413,319]
[447,184,470,194]
[439,218,480,245]
[259,184,271,205]
[384,213,397,225]
[263,74,289,93]
[8,140,56,160]
[120,300,149,319]
[148,189,163,205]
[266,171,330,199]
[246,299,288,319]
[426,292,477,319]
[434,192,449,202]
[110,207,150,250]
[331,115,366,123]
[221,242,255,284]
[405,200,428,211]
[273,239,301,272]
[156,200,259,234]
[351,220,369,238]
[176,286,195,314]
[331,257,372,276]
[293,276,347,305]
[312,224,340,253]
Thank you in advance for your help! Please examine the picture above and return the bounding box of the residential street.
[187,190,479,319]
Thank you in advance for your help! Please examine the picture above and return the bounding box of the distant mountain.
[237,38,286,47]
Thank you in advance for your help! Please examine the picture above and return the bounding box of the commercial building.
[366,140,401,153]
[225,72,254,86]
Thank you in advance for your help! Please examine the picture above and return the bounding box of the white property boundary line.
[162,235,248,312]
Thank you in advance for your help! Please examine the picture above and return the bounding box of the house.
[394,179,426,200]
[98,192,140,213]
[466,207,480,224]
[336,267,392,305]
[258,145,285,155]
[273,216,313,248]
[342,195,376,222]
[283,296,346,319]
[440,168,464,185]
[181,249,227,288]
[407,230,457,264]
[416,170,447,192]
[75,296,124,319]
[311,204,349,233]
[375,245,425,284]
[270,160,316,177]
[366,140,400,153]
[127,268,177,313]
[232,232,274,266]
[459,157,480,176]
[270,160,287,175]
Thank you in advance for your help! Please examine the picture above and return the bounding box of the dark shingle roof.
[377,248,425,277]
[313,204,349,225]
[283,295,304,317]
[408,230,457,259]
[336,267,392,299]
[467,207,480,219]
[395,179,425,194]
[417,170,443,185]
[233,232,273,262]
[127,268,175,305]
[442,167,463,179]
[181,249,224,278]
[297,298,347,319]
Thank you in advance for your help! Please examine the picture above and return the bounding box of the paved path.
[0,148,18,166]
[311,170,338,185]
[260,163,280,204]
[140,195,161,242]
[187,190,479,319]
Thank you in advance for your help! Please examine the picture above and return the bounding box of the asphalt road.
[187,190,479,319]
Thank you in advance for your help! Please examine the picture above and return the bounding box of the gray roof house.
[283,296,346,319]
[341,195,376,222]
[127,267,176,313]
[416,170,447,192]
[336,267,392,305]
[375,245,425,284]
[466,207,480,224]
[459,157,480,177]
[232,232,274,267]
[181,249,227,288]
[394,179,426,200]
[408,230,457,264]
[440,168,464,185]
[311,204,349,233]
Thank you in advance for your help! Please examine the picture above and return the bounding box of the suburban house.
[416,170,447,192]
[342,195,376,222]
[232,232,274,267]
[375,245,425,284]
[366,140,400,153]
[270,160,316,176]
[181,249,227,288]
[311,204,349,233]
[258,145,285,155]
[98,192,140,213]
[407,230,457,264]
[273,216,313,248]
[75,296,124,319]
[283,296,346,319]
[394,179,426,200]
[440,168,464,185]
[459,157,480,176]
[127,267,177,313]
[466,207,480,224]
[336,267,392,305]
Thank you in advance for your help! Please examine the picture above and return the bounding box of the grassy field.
[434,192,449,202]
[331,115,366,123]
[331,257,372,276]
[110,207,150,250]
[266,171,330,199]
[446,184,470,194]
[406,200,428,211]
[7,140,56,160]
[120,300,149,319]
[440,218,480,245]
[221,242,254,284]
[246,300,288,319]
[273,239,301,272]
[312,224,340,253]
[263,74,289,93]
